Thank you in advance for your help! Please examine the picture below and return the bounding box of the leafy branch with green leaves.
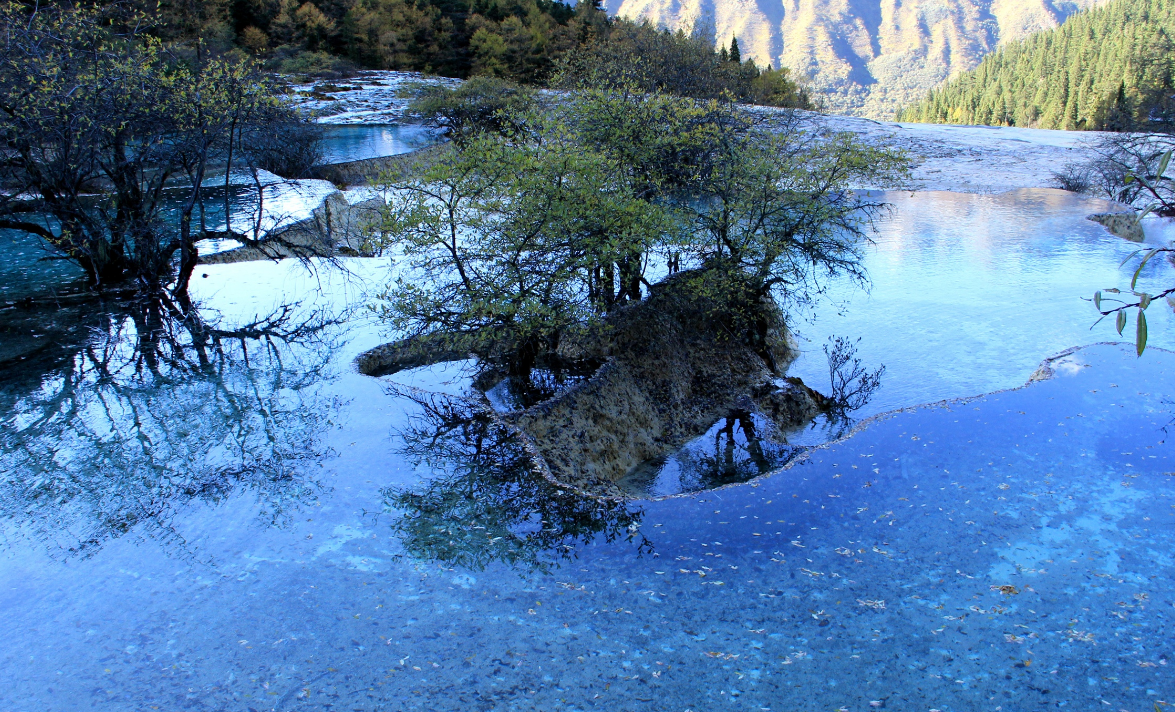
[1092,147,1175,355]
[372,84,909,385]
[1093,247,1174,355]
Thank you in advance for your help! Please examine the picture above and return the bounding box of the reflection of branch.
[0,299,339,559]
[824,336,885,413]
[670,411,802,491]
[205,303,349,342]
[384,389,648,573]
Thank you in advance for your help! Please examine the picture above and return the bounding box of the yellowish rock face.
[605,0,1105,118]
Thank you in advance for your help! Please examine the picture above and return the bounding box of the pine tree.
[896,0,1175,131]
[729,36,740,63]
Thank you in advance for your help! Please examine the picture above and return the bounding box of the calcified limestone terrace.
[294,71,1124,196]
[288,71,460,124]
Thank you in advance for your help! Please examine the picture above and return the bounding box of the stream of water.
[0,188,1172,711]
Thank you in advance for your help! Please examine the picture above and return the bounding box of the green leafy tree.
[564,89,737,303]
[551,19,812,108]
[372,127,674,380]
[406,76,538,146]
[374,92,908,383]
[0,3,321,302]
[662,119,906,366]
[749,65,810,107]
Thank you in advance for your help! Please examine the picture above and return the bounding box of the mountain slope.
[896,0,1175,130]
[605,0,1105,117]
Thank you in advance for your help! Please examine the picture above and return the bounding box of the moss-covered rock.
[358,271,825,496]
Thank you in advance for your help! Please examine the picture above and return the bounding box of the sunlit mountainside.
[605,0,1105,117]
[897,0,1175,130]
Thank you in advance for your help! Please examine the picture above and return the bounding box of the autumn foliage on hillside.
[87,0,811,106]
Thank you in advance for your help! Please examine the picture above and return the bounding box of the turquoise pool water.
[0,230,86,301]
[0,188,1172,710]
[319,124,439,165]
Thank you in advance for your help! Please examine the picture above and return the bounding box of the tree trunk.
[509,334,541,385]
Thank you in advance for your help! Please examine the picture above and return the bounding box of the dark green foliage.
[332,0,584,80]
[552,20,812,108]
[897,0,1175,131]
[0,3,320,300]
[406,76,538,145]
[372,92,906,381]
[72,0,811,103]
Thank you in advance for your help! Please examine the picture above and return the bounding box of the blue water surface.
[0,188,1173,711]
[319,124,439,165]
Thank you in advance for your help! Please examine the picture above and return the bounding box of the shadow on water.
[383,389,649,573]
[0,297,343,558]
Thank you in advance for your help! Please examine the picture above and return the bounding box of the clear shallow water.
[319,124,439,164]
[1,189,1174,710]
[2,343,1172,711]
[634,189,1175,494]
[0,230,87,302]
[785,189,1174,418]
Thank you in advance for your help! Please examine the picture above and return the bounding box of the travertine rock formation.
[358,272,827,496]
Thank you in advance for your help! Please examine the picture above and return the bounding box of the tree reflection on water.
[680,410,803,488]
[384,389,649,573]
[0,298,341,557]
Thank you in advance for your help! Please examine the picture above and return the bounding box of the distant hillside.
[897,0,1175,129]
[604,0,1105,118]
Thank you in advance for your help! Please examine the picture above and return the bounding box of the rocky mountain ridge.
[605,0,1105,117]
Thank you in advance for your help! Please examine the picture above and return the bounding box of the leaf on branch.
[1136,310,1148,356]
[1131,248,1160,290]
[1116,309,1127,335]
